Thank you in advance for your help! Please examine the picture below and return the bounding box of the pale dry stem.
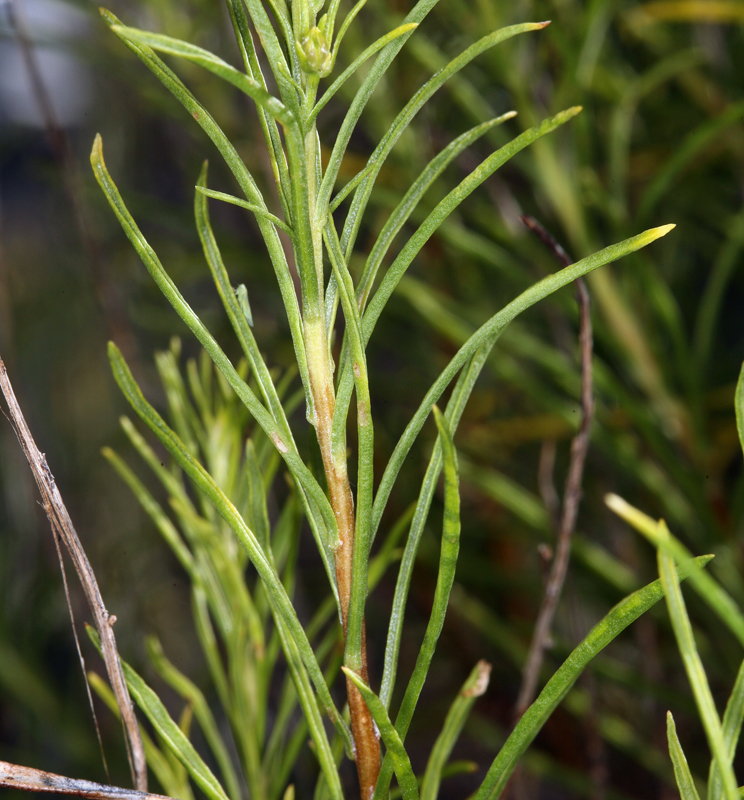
[0,357,148,792]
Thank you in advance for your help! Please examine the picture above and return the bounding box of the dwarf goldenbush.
[83,0,686,798]
[14,1,744,800]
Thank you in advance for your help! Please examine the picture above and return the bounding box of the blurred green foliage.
[1,1,743,798]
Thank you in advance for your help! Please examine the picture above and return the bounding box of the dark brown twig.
[0,761,167,800]
[0,357,147,792]
[513,216,596,719]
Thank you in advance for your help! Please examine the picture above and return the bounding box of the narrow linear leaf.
[606,494,744,649]
[373,407,462,799]
[223,0,292,216]
[370,225,674,551]
[394,406,461,730]
[196,187,292,234]
[87,627,229,800]
[709,659,744,800]
[470,556,712,800]
[420,660,491,800]
[379,346,492,714]
[90,136,335,539]
[229,0,295,103]
[110,26,294,124]
[329,0,367,67]
[353,113,516,310]
[342,668,419,800]
[736,360,744,457]
[146,638,242,800]
[658,544,738,800]
[107,343,352,751]
[667,711,702,800]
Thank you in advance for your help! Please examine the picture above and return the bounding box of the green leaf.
[658,542,738,800]
[196,187,292,234]
[107,343,351,752]
[146,637,242,800]
[709,659,744,800]
[229,0,295,104]
[90,136,336,540]
[606,494,744,650]
[373,407,462,799]
[110,25,294,125]
[351,113,515,309]
[470,556,713,800]
[667,712,702,800]
[342,668,419,800]
[420,660,491,800]
[736,360,744,458]
[223,0,292,213]
[88,627,229,800]
[378,346,492,716]
[370,225,674,562]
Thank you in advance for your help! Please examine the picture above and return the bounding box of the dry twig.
[514,216,596,718]
[0,356,147,791]
[0,761,167,800]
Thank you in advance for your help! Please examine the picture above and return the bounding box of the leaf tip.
[90,134,105,170]
[107,340,123,363]
[99,7,119,27]
[604,492,625,514]
[197,159,209,186]
[655,223,676,237]
[538,20,551,28]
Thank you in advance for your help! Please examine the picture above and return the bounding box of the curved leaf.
[471,555,713,800]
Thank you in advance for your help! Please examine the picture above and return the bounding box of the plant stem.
[304,304,380,799]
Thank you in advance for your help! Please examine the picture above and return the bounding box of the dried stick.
[513,216,596,719]
[0,357,147,791]
[0,761,167,800]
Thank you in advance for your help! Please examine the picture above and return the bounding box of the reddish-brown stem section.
[310,363,380,799]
